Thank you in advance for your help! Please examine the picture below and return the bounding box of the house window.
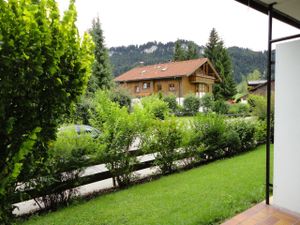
[143,82,150,89]
[135,86,140,93]
[169,83,175,91]
[157,83,162,91]
[199,83,208,92]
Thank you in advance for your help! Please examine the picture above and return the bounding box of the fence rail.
[13,149,189,204]
[13,145,248,205]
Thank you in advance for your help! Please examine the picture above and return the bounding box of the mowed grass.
[20,145,273,225]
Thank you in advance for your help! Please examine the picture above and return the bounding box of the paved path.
[13,152,158,216]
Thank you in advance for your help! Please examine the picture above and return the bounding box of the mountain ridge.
[109,40,267,83]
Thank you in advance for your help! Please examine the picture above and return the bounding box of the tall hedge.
[0,0,94,222]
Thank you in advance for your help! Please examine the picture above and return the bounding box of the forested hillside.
[109,40,267,83]
[228,47,267,83]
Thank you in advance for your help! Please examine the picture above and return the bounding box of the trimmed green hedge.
[16,93,267,213]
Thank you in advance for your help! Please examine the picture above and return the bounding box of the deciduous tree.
[0,0,94,222]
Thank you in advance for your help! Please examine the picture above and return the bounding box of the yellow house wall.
[119,79,182,98]
[118,66,216,98]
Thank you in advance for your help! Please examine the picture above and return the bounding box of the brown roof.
[249,80,275,93]
[115,58,221,82]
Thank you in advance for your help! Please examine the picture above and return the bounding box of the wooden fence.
[13,149,193,204]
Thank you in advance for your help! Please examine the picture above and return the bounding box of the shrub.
[142,119,183,174]
[174,104,185,116]
[141,95,170,120]
[90,91,140,187]
[248,95,267,120]
[28,128,98,210]
[192,114,228,158]
[73,95,94,125]
[212,99,229,114]
[109,86,132,110]
[162,94,178,113]
[0,1,94,222]
[200,93,214,113]
[228,119,256,151]
[51,126,99,164]
[183,94,201,115]
[248,95,274,142]
[254,119,267,144]
[181,125,205,166]
[223,129,241,155]
[248,94,274,120]
[228,103,250,116]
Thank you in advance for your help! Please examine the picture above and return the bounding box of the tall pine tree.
[173,39,186,61]
[74,16,113,124]
[204,28,236,99]
[174,40,199,61]
[186,41,199,60]
[89,16,113,92]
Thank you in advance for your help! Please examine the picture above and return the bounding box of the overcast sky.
[57,0,299,51]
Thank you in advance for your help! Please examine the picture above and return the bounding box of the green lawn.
[20,145,273,225]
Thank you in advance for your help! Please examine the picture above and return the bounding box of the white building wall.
[273,39,300,214]
[176,97,185,106]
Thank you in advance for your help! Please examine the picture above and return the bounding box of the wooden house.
[248,80,275,96]
[114,58,221,102]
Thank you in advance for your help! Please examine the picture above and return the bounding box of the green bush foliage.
[212,99,229,114]
[31,128,98,210]
[223,129,242,155]
[141,95,170,120]
[192,114,228,158]
[254,120,267,144]
[183,94,201,115]
[228,119,256,151]
[73,95,94,125]
[90,91,140,187]
[162,94,178,114]
[7,89,270,215]
[0,0,94,222]
[143,118,183,174]
[228,103,250,115]
[200,93,214,113]
[109,86,132,109]
[51,127,99,165]
[248,94,274,120]
[248,94,274,142]
[181,125,205,166]
[191,114,259,158]
[0,128,40,221]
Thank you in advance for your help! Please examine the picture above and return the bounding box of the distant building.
[114,58,221,103]
[248,80,275,96]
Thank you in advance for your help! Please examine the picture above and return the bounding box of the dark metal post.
[266,3,275,205]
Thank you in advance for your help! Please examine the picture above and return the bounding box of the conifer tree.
[89,16,113,92]
[186,41,199,60]
[204,28,236,99]
[173,39,186,61]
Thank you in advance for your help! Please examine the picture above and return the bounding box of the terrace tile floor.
[222,201,300,225]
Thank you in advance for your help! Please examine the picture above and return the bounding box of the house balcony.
[189,74,215,83]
